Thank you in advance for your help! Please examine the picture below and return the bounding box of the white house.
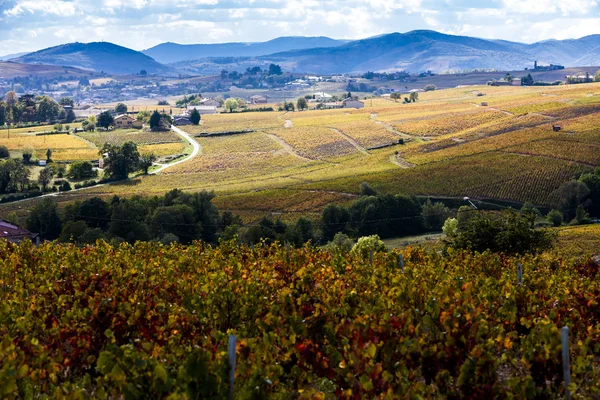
[314,92,333,102]
[342,99,365,109]
[187,105,217,115]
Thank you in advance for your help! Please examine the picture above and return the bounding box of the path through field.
[263,132,313,162]
[153,125,202,174]
[329,128,369,155]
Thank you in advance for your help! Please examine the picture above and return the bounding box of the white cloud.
[1,0,599,55]
[4,0,77,17]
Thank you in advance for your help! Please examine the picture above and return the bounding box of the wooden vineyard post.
[399,254,404,273]
[561,326,571,400]
[228,334,237,400]
[517,263,523,285]
[370,251,374,266]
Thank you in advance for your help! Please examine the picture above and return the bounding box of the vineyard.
[1,238,599,398]
[0,133,97,161]
[268,127,360,160]
[184,112,284,134]
[77,130,183,147]
[334,121,401,149]
[4,83,600,224]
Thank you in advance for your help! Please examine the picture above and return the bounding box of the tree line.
[0,92,76,126]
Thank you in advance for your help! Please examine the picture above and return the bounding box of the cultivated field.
[4,82,600,223]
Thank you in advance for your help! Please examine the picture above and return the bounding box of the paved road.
[152,125,202,174]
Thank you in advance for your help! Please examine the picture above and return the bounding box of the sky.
[1,0,600,56]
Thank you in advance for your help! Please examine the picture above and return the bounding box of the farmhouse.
[199,98,220,107]
[342,98,365,109]
[174,116,192,126]
[0,220,39,244]
[249,95,268,104]
[114,114,143,129]
[187,105,217,115]
[73,108,107,119]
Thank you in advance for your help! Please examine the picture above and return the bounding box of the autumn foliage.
[0,240,599,398]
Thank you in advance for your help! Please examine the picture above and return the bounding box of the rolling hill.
[0,52,28,61]
[262,31,535,74]
[0,61,93,79]
[13,42,172,76]
[143,36,348,64]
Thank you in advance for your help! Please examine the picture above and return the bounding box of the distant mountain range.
[13,42,171,75]
[0,52,28,61]
[143,36,348,64]
[6,31,600,77]
[259,31,600,74]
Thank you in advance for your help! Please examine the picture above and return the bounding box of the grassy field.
[4,83,600,224]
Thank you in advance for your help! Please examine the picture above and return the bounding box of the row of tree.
[24,189,225,244]
[0,93,76,126]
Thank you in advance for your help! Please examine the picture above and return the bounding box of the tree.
[409,92,419,102]
[351,235,387,259]
[522,73,534,86]
[505,73,513,82]
[101,142,140,180]
[0,102,6,126]
[136,110,151,123]
[0,145,9,159]
[97,111,114,130]
[424,84,437,91]
[554,180,590,220]
[360,182,377,196]
[140,69,148,76]
[5,91,18,107]
[59,220,89,243]
[149,204,198,244]
[46,148,52,162]
[78,197,111,230]
[422,199,452,230]
[68,161,97,180]
[22,147,34,164]
[38,167,54,191]
[327,232,355,253]
[59,97,74,107]
[37,96,61,122]
[65,109,76,123]
[296,97,308,111]
[190,108,201,125]
[450,210,555,255]
[224,98,239,113]
[322,204,351,241]
[594,70,600,82]
[115,103,128,113]
[268,64,283,76]
[390,92,402,102]
[578,169,600,217]
[139,153,157,174]
[26,198,62,240]
[572,205,591,225]
[149,110,162,130]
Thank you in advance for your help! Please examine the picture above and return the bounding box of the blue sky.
[1,0,599,55]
